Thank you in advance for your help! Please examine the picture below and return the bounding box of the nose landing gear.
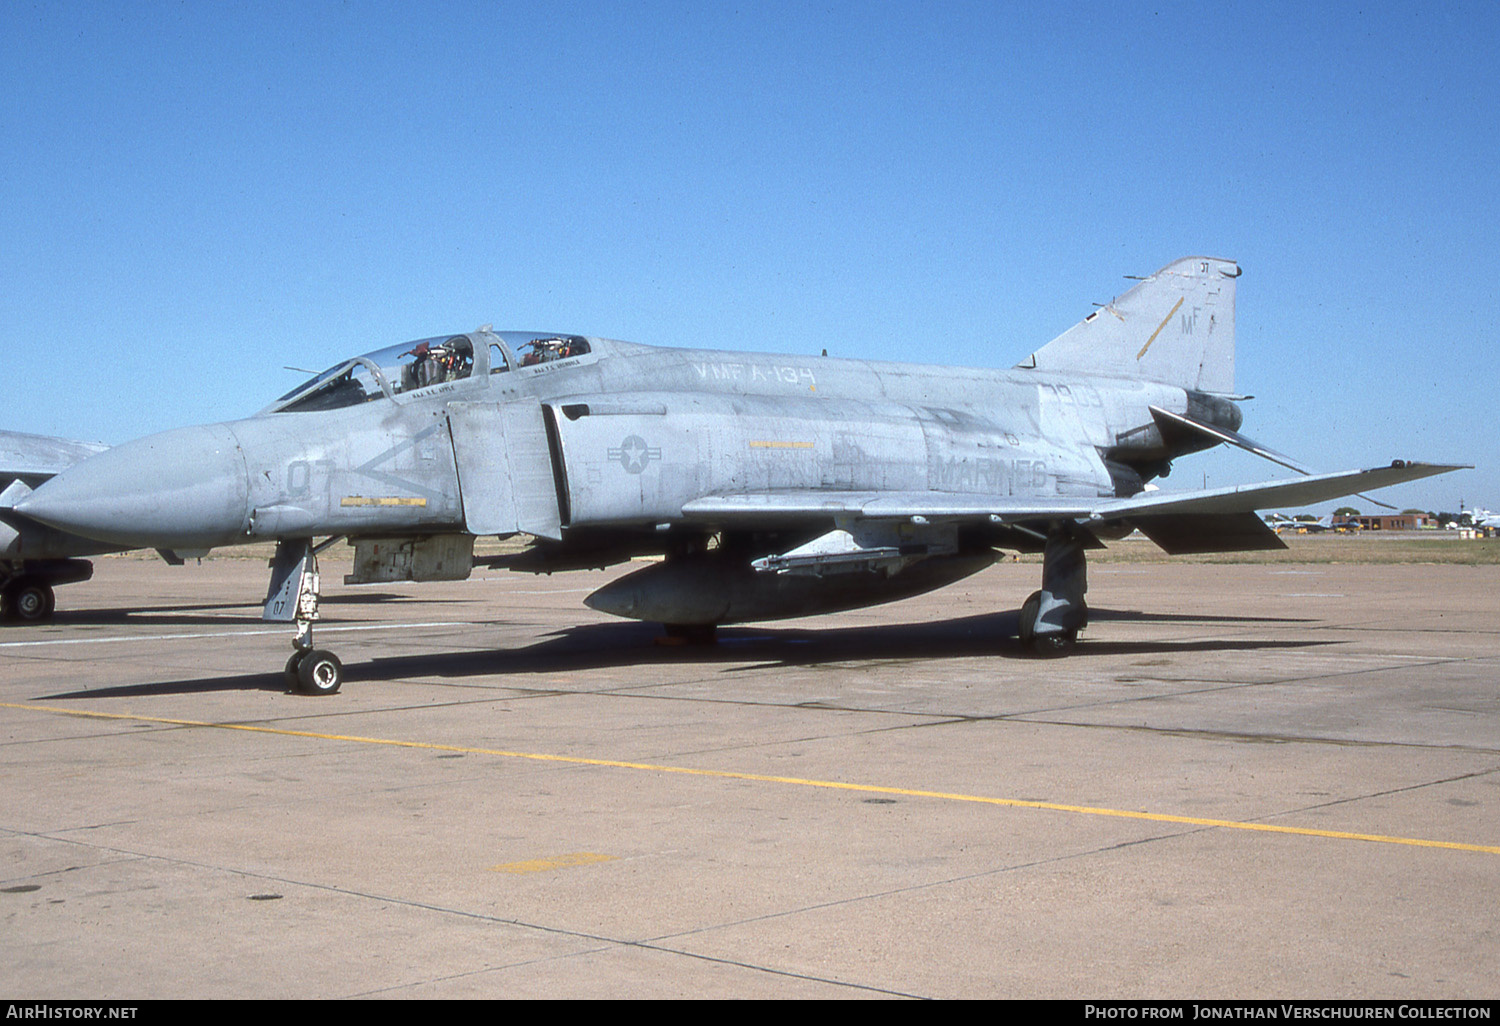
[266,539,343,695]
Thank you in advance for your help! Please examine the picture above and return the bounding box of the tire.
[6,579,55,623]
[1017,591,1042,647]
[295,649,343,695]
[284,650,308,690]
[1028,629,1077,657]
[1019,590,1077,656]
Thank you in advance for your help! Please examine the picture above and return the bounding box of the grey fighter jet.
[0,430,111,620]
[6,258,1464,693]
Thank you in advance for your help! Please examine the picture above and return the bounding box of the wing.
[683,462,1462,522]
[681,461,1468,556]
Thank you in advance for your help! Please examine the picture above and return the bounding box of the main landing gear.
[1,560,91,624]
[1016,527,1088,657]
[266,540,343,695]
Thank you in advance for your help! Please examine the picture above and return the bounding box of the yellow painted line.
[748,440,815,449]
[5,702,1497,857]
[1136,296,1184,360]
[340,496,428,507]
[491,852,617,874]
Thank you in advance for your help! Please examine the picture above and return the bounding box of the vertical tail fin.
[1018,256,1240,393]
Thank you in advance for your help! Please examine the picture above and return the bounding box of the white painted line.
[469,581,596,593]
[0,622,468,649]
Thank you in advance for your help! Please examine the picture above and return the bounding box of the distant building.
[1331,513,1430,531]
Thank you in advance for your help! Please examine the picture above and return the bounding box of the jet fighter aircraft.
[5,258,1464,693]
[0,430,111,620]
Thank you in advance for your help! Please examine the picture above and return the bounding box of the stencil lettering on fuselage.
[931,457,1048,494]
[693,362,817,388]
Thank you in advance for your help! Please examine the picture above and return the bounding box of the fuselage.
[13,331,1221,553]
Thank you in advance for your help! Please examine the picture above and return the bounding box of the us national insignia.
[608,435,661,474]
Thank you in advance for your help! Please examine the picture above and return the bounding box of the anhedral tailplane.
[1019,256,1240,394]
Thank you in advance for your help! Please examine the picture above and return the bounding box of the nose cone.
[15,424,250,549]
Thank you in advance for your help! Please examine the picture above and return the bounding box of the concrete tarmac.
[1,555,1496,999]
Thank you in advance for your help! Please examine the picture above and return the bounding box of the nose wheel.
[266,540,344,695]
[285,648,344,695]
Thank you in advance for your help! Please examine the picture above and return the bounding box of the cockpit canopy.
[268,331,591,413]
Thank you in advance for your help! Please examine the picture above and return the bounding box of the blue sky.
[3,1,1495,513]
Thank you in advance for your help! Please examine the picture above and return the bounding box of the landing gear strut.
[266,539,343,695]
[1017,527,1088,656]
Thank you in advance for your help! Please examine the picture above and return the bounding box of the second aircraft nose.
[14,423,251,549]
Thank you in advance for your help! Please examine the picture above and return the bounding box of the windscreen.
[272,335,475,413]
[273,358,386,413]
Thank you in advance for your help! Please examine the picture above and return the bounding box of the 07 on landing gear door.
[446,399,564,540]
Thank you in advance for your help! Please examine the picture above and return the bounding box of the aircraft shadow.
[39,608,1332,700]
[24,592,437,628]
[1086,608,1313,625]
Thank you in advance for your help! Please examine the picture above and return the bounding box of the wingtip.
[1379,461,1472,473]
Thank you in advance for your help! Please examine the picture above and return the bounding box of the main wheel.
[1017,590,1042,647]
[1028,629,1078,657]
[295,649,343,695]
[1018,589,1077,657]
[5,578,55,623]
